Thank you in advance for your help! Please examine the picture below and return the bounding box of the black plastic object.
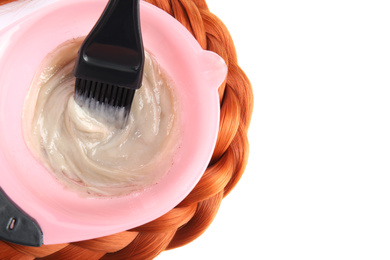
[0,187,43,247]
[74,0,144,114]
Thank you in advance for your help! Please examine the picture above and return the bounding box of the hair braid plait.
[0,0,254,259]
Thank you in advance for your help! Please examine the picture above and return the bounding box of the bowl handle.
[200,50,228,90]
[0,187,43,247]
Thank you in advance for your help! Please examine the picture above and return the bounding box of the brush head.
[74,78,136,121]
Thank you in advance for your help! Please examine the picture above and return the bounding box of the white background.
[2,0,390,259]
[164,0,390,259]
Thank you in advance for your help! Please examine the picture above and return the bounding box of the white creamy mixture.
[23,38,180,197]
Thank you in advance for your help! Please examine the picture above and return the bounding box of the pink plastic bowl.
[0,0,226,244]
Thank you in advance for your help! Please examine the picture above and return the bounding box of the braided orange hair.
[0,0,15,5]
[0,0,254,259]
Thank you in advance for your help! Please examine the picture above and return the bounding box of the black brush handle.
[74,0,144,89]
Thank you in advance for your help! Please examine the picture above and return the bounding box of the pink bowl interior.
[0,0,226,244]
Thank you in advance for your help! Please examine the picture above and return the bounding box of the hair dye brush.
[73,0,144,120]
